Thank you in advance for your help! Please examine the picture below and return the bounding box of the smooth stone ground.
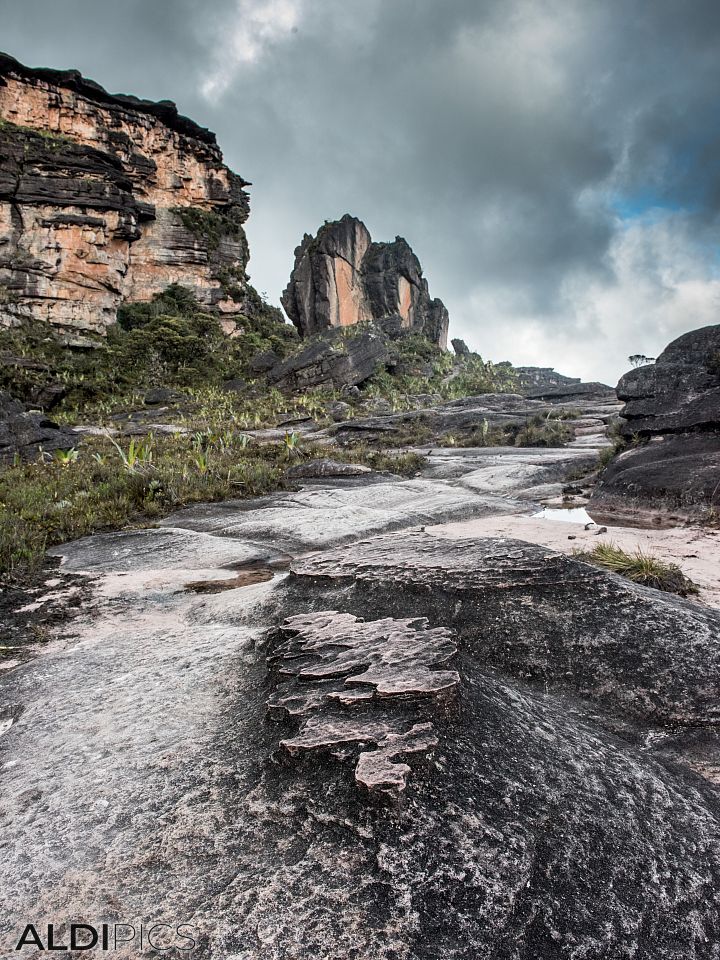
[3,429,718,958]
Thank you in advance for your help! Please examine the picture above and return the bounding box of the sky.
[2,0,720,384]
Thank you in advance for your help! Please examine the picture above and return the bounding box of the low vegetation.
[576,542,699,597]
[0,287,558,577]
[0,431,423,576]
[170,206,249,257]
[363,333,519,407]
[438,413,574,449]
[0,284,297,416]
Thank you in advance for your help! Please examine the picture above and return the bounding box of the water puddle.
[532,506,597,525]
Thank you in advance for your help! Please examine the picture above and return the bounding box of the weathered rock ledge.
[0,52,250,333]
[593,324,720,520]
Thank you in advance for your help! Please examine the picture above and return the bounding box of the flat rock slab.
[160,477,504,552]
[48,525,280,573]
[3,459,720,958]
[290,531,720,725]
[285,458,373,479]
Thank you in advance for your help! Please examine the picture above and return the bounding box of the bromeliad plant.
[283,430,301,459]
[53,448,79,467]
[104,433,154,473]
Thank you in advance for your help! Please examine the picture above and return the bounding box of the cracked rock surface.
[1,438,719,958]
[267,612,459,798]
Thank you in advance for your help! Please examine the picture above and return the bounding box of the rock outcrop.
[615,324,720,437]
[593,324,720,519]
[0,389,76,461]
[281,214,449,348]
[266,327,387,393]
[7,446,720,957]
[0,52,250,334]
[515,365,581,393]
[516,366,616,404]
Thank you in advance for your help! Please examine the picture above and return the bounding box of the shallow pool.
[532,506,597,525]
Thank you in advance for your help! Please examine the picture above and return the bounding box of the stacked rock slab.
[0,52,250,333]
[593,324,720,519]
[281,214,449,349]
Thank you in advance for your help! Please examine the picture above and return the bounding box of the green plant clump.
[0,285,297,416]
[576,542,699,597]
[171,206,249,256]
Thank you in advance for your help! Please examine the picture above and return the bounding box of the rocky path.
[2,411,719,959]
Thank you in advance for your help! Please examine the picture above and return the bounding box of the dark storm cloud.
[2,0,720,380]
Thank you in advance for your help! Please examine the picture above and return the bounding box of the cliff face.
[282,214,449,349]
[0,52,250,333]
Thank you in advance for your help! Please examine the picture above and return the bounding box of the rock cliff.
[281,214,449,348]
[592,324,720,519]
[0,52,250,333]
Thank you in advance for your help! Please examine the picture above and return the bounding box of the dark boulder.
[143,387,187,406]
[616,324,720,437]
[267,331,387,393]
[232,530,720,957]
[593,433,720,520]
[0,391,77,460]
[451,337,470,356]
[524,380,616,402]
[289,532,720,725]
[248,348,282,374]
[593,324,720,518]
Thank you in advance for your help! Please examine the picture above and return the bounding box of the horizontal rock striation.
[267,611,458,798]
[0,52,250,333]
[593,324,720,518]
[616,324,720,437]
[281,214,449,348]
[290,531,720,725]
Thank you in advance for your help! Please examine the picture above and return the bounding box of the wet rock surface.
[1,418,718,958]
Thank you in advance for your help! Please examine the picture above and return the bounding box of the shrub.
[511,414,573,448]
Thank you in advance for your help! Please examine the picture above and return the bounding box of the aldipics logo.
[15,922,197,952]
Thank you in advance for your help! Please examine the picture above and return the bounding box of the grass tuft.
[576,542,699,597]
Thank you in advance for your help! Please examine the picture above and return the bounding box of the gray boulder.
[285,459,373,479]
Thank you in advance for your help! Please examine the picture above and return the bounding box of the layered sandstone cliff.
[282,214,449,348]
[0,52,250,333]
